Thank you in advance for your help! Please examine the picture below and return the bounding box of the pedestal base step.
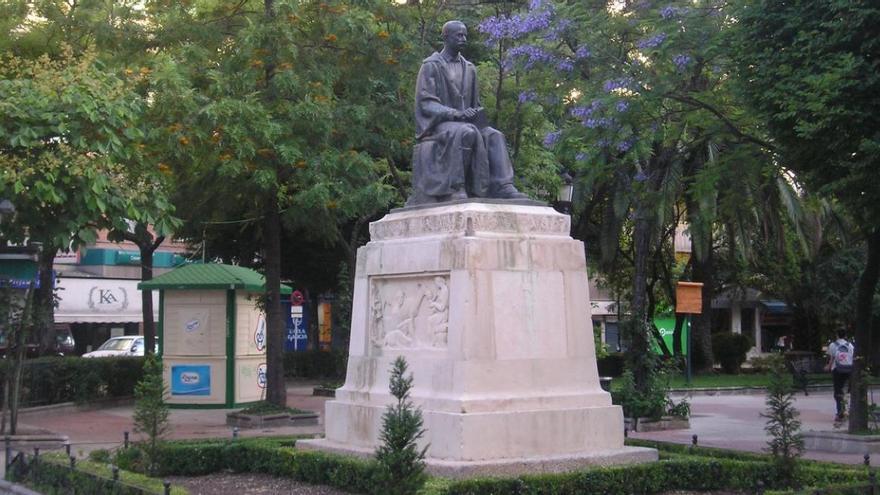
[297,438,657,479]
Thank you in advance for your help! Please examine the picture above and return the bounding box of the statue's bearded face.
[443,23,468,51]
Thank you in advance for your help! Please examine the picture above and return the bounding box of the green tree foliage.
[477,0,784,385]
[762,355,804,487]
[142,0,412,405]
[133,354,170,476]
[733,0,880,432]
[375,356,427,495]
[2,2,180,355]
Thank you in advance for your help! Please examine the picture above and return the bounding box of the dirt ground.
[166,472,350,495]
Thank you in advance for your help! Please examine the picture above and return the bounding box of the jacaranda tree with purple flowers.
[479,0,785,387]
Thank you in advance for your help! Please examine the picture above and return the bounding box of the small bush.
[374,357,427,495]
[712,333,753,374]
[133,354,169,476]
[612,369,668,419]
[763,355,804,488]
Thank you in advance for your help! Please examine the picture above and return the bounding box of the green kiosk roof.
[139,263,292,294]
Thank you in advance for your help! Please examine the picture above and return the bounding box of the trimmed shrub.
[109,436,868,495]
[0,356,143,407]
[712,332,753,374]
[8,454,186,495]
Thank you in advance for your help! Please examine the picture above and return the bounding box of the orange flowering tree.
[145,0,415,405]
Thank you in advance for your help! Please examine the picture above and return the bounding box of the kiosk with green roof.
[139,263,291,408]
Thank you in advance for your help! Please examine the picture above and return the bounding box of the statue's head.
[441,20,467,52]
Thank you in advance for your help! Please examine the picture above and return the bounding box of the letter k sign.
[99,290,118,304]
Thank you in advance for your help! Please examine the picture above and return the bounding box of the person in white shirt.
[826,329,854,421]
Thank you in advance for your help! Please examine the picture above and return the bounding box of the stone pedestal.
[299,202,656,476]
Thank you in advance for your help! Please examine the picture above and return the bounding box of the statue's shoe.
[491,185,529,200]
[450,190,468,200]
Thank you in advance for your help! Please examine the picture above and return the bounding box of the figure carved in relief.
[425,277,449,346]
[382,288,426,349]
[369,285,386,348]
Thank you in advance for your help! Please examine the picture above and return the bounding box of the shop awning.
[55,277,158,323]
[0,251,40,289]
[139,263,292,294]
[760,300,790,314]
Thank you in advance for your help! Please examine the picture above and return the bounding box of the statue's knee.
[461,124,480,145]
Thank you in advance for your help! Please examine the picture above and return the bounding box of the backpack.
[834,340,854,372]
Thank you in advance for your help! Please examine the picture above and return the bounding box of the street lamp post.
[556,172,574,215]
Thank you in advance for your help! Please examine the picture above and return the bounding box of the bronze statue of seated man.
[407,20,529,206]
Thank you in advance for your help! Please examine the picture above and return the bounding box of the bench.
[783,351,824,395]
[786,356,812,395]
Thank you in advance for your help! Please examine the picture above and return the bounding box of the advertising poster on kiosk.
[171,365,211,396]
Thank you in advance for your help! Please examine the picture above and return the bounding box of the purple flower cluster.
[575,152,588,162]
[570,99,603,121]
[506,44,554,70]
[543,130,562,148]
[574,45,591,60]
[673,54,692,72]
[603,77,634,93]
[615,100,629,112]
[584,118,612,129]
[543,19,572,42]
[633,169,648,182]
[659,5,685,19]
[556,58,574,72]
[617,138,635,153]
[478,5,554,43]
[637,32,667,50]
[518,90,537,103]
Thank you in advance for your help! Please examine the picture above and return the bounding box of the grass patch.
[237,401,312,415]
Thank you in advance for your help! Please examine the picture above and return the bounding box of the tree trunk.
[141,247,156,355]
[849,228,880,432]
[34,246,56,354]
[137,233,164,356]
[630,200,653,390]
[8,282,35,435]
[690,249,715,371]
[264,198,287,407]
[672,314,686,356]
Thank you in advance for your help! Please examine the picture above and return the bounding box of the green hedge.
[112,437,868,495]
[7,454,186,495]
[0,356,143,407]
[283,350,347,379]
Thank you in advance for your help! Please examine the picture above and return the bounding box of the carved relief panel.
[369,274,450,352]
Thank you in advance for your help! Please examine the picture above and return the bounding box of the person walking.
[826,329,854,421]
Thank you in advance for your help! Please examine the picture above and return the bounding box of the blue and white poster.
[171,365,211,396]
[284,301,309,352]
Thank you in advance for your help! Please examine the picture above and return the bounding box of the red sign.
[291,290,305,306]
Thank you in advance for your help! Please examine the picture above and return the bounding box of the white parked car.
[83,336,147,358]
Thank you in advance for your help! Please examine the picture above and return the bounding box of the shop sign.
[87,286,129,312]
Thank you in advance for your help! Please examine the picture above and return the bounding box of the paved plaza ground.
[3,381,876,489]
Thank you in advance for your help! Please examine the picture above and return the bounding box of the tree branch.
[665,93,778,152]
